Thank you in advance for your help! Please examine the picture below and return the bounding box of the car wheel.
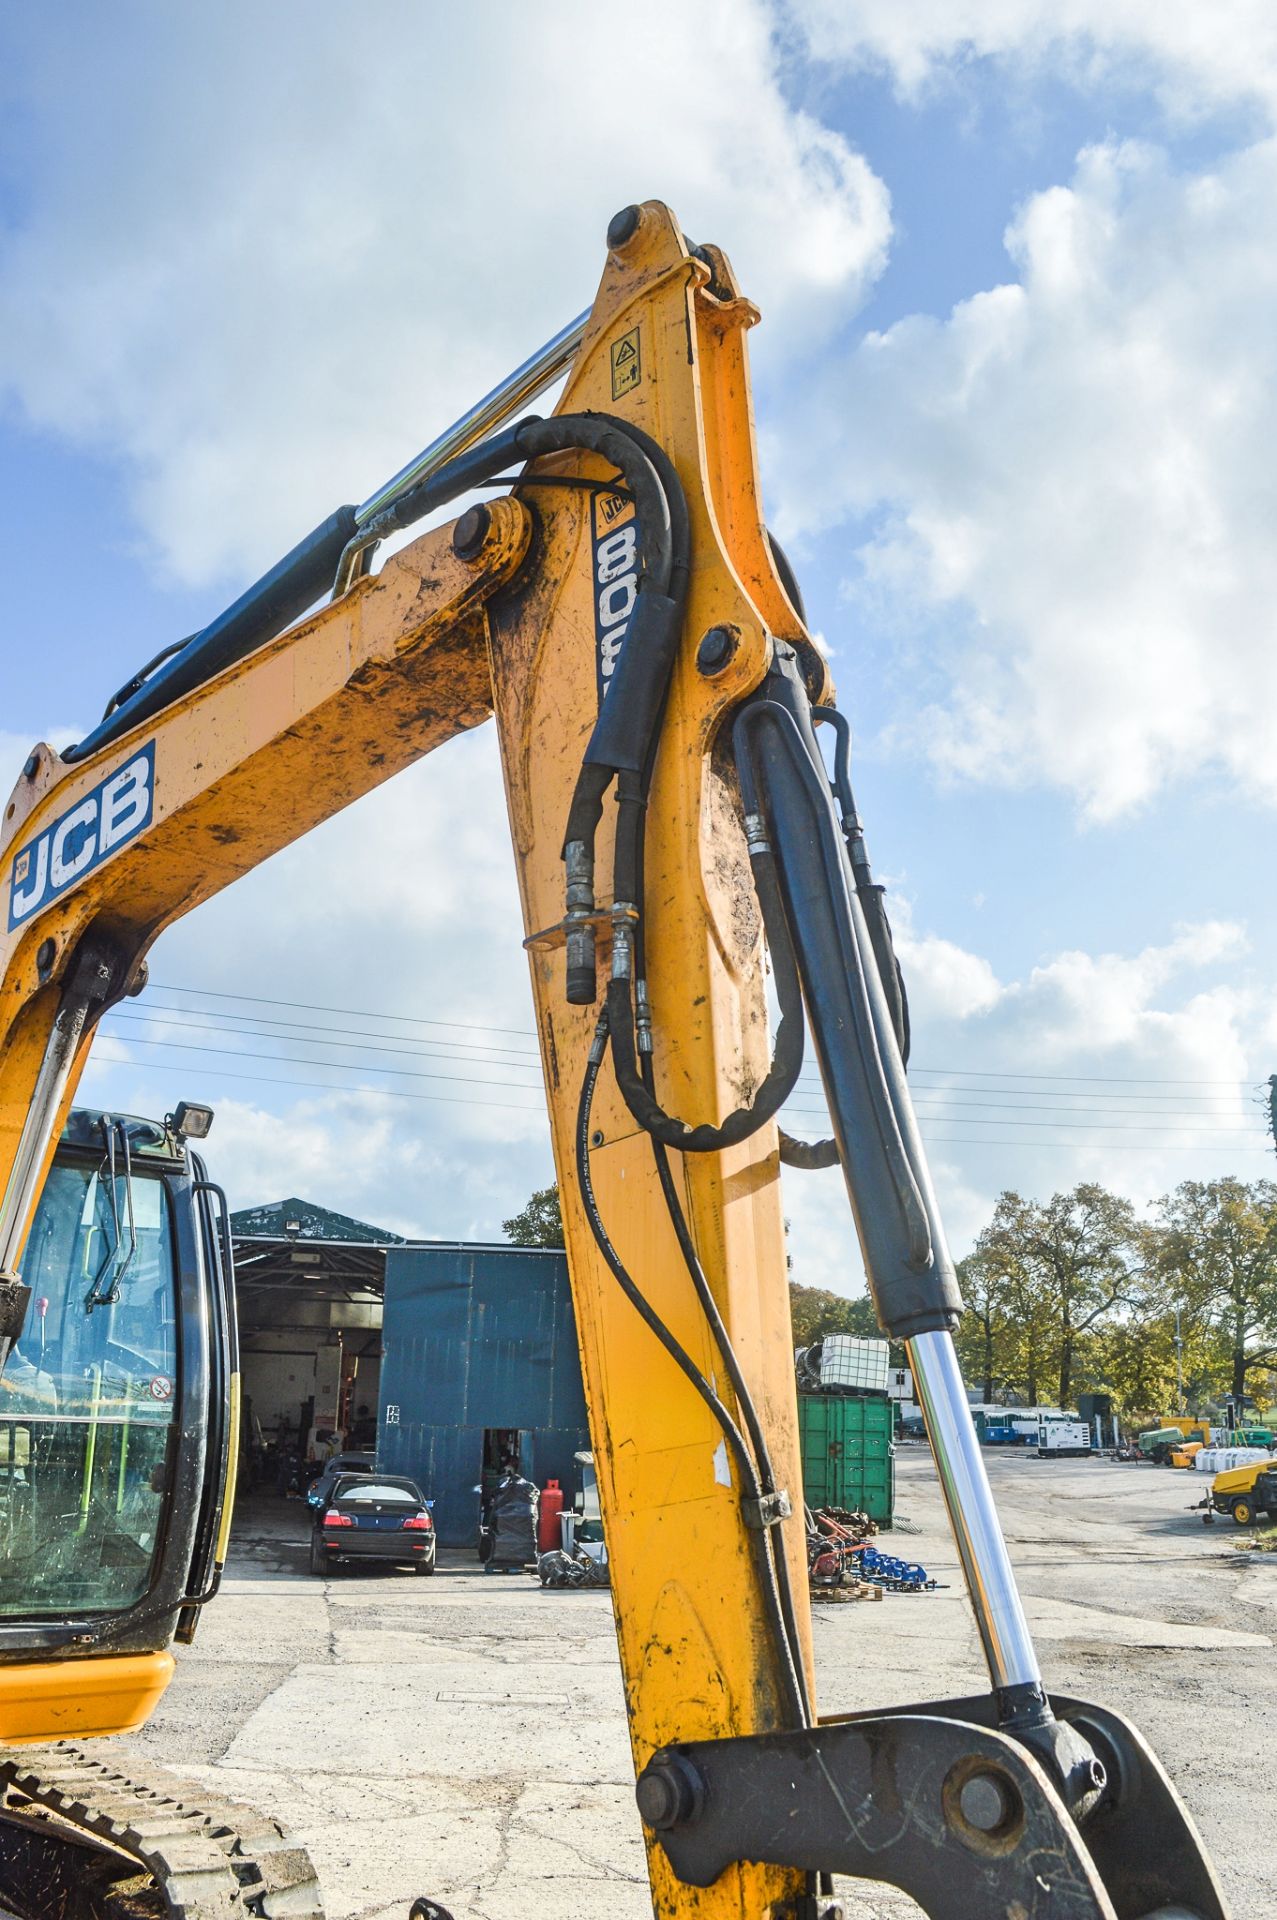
[1232,1498,1255,1526]
[309,1532,327,1575]
[416,1554,436,1575]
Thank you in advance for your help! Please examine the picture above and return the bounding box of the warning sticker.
[149,1375,173,1402]
[610,327,641,399]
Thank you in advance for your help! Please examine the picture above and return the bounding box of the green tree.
[1086,1301,1184,1425]
[972,1193,1056,1404]
[973,1185,1140,1407]
[788,1282,881,1348]
[954,1251,1014,1403]
[502,1184,564,1248]
[1148,1178,1277,1400]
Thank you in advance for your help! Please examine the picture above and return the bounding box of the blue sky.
[2,3,1275,1282]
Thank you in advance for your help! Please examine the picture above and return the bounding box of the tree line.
[951,1177,1277,1418]
[507,1177,1277,1423]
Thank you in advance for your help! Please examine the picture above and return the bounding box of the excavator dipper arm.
[0,201,1227,1920]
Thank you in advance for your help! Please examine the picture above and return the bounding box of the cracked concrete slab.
[115,1454,1273,1920]
[221,1656,633,1784]
[1023,1591,1270,1648]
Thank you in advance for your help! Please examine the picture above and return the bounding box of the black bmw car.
[310,1472,436,1575]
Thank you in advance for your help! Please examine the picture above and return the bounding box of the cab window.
[0,1157,178,1618]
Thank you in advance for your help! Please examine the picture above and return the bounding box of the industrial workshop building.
[230,1203,589,1544]
[231,1198,397,1456]
[377,1243,590,1545]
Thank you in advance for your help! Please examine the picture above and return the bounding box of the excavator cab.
[0,1106,237,1747]
[0,1111,319,1920]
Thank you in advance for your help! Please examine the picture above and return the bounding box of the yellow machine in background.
[0,203,1230,1919]
[1209,1461,1277,1526]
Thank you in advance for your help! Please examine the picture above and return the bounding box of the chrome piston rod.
[908,1328,1043,1697]
[0,994,95,1282]
[738,654,1048,1712]
[355,309,589,528]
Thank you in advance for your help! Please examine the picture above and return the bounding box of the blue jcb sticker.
[7,741,155,933]
[591,483,639,706]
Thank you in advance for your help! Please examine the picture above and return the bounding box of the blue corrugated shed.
[376,1243,590,1546]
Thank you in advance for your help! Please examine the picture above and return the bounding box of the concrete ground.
[118,1450,1274,1920]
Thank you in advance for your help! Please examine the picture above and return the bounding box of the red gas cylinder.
[537,1478,565,1552]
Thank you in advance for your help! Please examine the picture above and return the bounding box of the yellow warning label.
[610,327,641,399]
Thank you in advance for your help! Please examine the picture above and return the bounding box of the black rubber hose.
[67,503,360,761]
[647,1132,812,1725]
[735,695,934,1277]
[767,529,807,627]
[598,416,691,609]
[812,706,910,1066]
[517,415,674,591]
[575,1023,807,1728]
[624,736,812,1714]
[606,841,806,1151]
[514,415,681,856]
[772,706,913,1172]
[778,1130,841,1171]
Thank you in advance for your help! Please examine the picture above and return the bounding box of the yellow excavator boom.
[0,202,1229,1920]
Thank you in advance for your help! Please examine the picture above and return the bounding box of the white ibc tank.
[819,1335,890,1393]
[1195,1446,1272,1473]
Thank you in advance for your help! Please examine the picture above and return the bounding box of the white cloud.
[779,913,1271,1295]
[892,924,1003,1023]
[0,1,896,1259]
[786,0,1277,121]
[774,137,1277,818]
[74,724,557,1241]
[0,1,889,587]
[12,5,1273,1320]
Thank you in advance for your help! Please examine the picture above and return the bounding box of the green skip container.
[797,1392,895,1523]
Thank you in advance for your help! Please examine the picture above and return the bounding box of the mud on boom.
[0,202,1228,1920]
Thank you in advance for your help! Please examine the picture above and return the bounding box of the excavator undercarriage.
[0,1745,322,1920]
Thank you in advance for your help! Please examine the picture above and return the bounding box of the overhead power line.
[108,1008,1259,1122]
[147,981,1254,1088]
[85,1046,1273,1153]
[148,981,534,1040]
[90,1046,546,1115]
[92,1034,1268,1148]
[108,1007,545,1072]
[102,983,1264,1152]
[100,1022,1264,1135]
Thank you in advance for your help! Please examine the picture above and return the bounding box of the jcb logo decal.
[7,742,155,931]
[591,485,639,705]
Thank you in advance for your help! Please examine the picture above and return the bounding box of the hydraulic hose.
[574,1018,808,1730]
[735,689,934,1284]
[605,833,807,1152]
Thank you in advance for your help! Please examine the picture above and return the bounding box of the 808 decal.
[591,483,639,705]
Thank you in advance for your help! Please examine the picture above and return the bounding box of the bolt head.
[607,205,641,252]
[696,626,736,675]
[957,1770,1013,1834]
[452,503,491,562]
[635,1757,701,1831]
